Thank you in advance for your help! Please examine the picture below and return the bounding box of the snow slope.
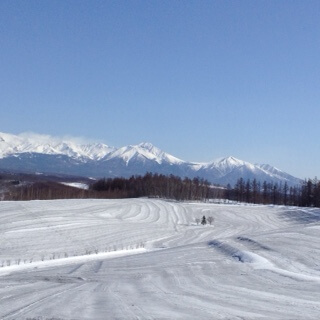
[1,199,320,319]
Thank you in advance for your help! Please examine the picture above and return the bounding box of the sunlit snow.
[1,199,320,319]
[60,182,89,190]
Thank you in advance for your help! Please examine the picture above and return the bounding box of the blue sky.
[1,0,319,179]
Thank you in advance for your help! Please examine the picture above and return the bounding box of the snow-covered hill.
[1,199,320,319]
[0,132,302,186]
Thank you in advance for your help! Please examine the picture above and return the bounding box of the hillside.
[1,199,320,319]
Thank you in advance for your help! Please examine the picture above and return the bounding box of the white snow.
[1,199,320,319]
[104,142,184,165]
[60,182,89,190]
[0,132,115,160]
[0,248,146,277]
[206,156,255,175]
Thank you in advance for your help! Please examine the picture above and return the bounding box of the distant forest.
[90,173,223,200]
[3,173,320,208]
[90,174,320,208]
[227,177,320,207]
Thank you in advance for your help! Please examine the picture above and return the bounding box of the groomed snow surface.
[1,199,320,319]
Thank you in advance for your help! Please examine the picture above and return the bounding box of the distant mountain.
[0,132,115,160]
[0,132,302,186]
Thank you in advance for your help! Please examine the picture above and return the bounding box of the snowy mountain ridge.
[0,132,302,186]
[103,142,184,165]
[0,132,117,161]
[0,132,181,164]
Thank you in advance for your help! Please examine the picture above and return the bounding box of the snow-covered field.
[1,199,320,319]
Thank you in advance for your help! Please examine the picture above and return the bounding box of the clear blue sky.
[1,0,319,179]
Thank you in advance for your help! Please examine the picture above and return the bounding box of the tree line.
[90,173,224,201]
[226,177,320,207]
[4,172,320,208]
[3,173,224,201]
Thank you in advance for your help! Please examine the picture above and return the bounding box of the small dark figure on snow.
[201,215,207,225]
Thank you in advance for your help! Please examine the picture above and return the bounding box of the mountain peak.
[138,142,156,150]
[106,142,184,165]
[215,156,246,167]
[224,156,243,163]
[136,142,162,155]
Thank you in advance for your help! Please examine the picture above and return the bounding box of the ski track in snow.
[1,199,320,319]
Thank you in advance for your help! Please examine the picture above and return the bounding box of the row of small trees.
[195,216,214,225]
[226,178,320,207]
[1,242,145,268]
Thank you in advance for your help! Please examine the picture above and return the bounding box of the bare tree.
[207,216,214,225]
[195,218,200,225]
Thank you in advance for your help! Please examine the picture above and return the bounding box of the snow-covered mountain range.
[0,132,302,186]
[0,132,114,160]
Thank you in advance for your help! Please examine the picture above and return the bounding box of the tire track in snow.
[1,282,87,319]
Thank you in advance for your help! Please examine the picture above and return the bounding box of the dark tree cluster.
[90,173,224,201]
[300,178,320,207]
[226,178,320,207]
[6,182,90,201]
